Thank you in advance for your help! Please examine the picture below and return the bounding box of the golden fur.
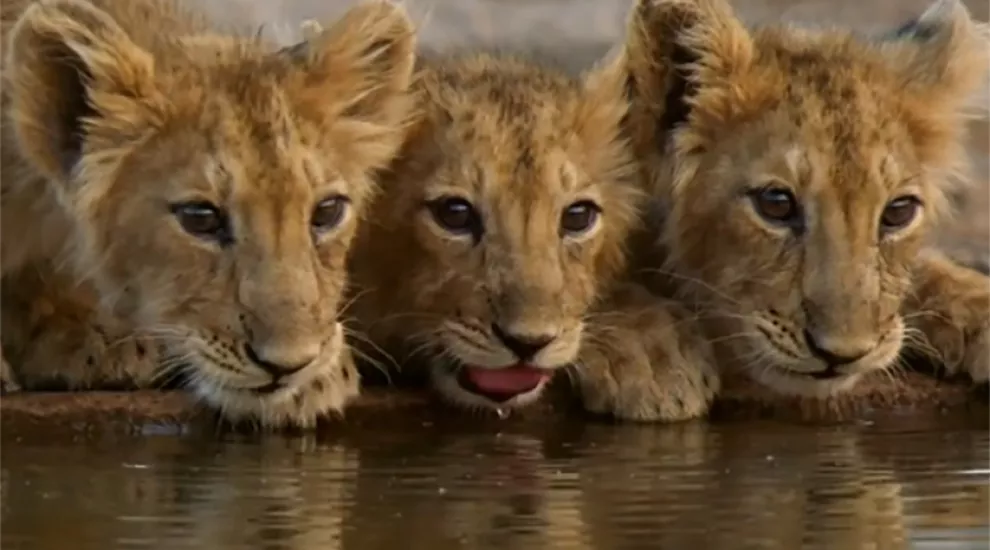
[577,0,990,421]
[345,51,644,413]
[577,281,721,421]
[0,0,417,429]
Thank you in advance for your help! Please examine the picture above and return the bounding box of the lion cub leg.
[1,265,162,391]
[904,251,989,384]
[576,283,720,421]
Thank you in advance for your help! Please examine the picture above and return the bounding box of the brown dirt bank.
[1,372,982,439]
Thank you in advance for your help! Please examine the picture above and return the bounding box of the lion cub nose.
[491,323,555,361]
[802,330,873,367]
[245,343,320,376]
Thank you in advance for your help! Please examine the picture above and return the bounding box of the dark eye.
[311,195,349,233]
[560,200,601,236]
[880,196,921,233]
[426,196,481,237]
[749,187,801,227]
[170,201,230,243]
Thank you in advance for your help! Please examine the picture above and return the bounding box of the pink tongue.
[466,365,549,395]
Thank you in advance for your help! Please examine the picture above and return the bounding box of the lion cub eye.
[560,200,601,236]
[880,196,921,234]
[170,201,231,244]
[311,195,349,234]
[749,187,802,229]
[427,196,482,238]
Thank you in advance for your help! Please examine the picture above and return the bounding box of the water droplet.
[495,407,511,420]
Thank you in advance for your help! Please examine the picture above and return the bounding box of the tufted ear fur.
[575,59,637,188]
[880,0,988,107]
[276,0,417,169]
[620,0,754,161]
[4,0,166,186]
[879,0,988,169]
[871,0,989,192]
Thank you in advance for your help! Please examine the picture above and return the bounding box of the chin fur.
[187,336,360,430]
[746,366,867,399]
[745,350,902,399]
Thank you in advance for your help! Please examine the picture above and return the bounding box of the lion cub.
[1,0,417,429]
[346,51,644,414]
[578,0,990,421]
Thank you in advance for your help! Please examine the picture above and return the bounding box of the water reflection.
[2,416,988,549]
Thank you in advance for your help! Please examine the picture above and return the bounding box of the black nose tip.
[244,345,309,377]
[802,330,869,367]
[491,324,555,361]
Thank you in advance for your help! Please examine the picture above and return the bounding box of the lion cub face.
[623,0,987,397]
[4,0,416,427]
[351,55,639,411]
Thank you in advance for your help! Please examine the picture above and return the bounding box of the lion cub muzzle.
[241,320,323,378]
[802,328,875,379]
[749,300,903,397]
[243,341,320,392]
[491,323,556,362]
[792,275,897,381]
[231,308,335,393]
[454,323,557,402]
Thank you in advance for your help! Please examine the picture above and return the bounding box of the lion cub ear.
[276,0,417,166]
[5,0,162,185]
[879,0,988,168]
[620,0,754,155]
[573,59,637,188]
[880,0,988,106]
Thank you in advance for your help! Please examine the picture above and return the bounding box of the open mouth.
[456,364,553,403]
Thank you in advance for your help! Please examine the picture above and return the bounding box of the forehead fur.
[410,53,635,202]
[678,26,974,168]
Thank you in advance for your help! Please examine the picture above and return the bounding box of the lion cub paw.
[960,324,989,384]
[908,252,990,387]
[578,350,718,422]
[7,319,161,391]
[1,353,22,394]
[915,317,990,387]
[577,287,720,422]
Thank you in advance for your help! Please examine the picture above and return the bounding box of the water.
[2,412,987,550]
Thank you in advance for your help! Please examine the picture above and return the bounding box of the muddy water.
[2,412,988,550]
